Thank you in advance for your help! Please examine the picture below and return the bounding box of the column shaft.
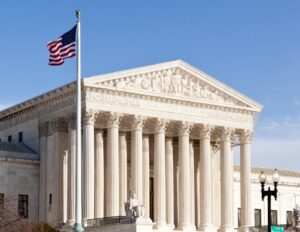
[131,123,143,202]
[95,131,104,218]
[107,114,120,216]
[189,142,195,227]
[166,138,174,228]
[240,131,253,232]
[143,136,150,219]
[67,121,76,225]
[38,123,48,222]
[119,133,127,216]
[154,120,167,228]
[199,126,215,232]
[83,119,95,223]
[220,128,234,232]
[178,122,194,231]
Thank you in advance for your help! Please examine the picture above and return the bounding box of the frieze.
[86,91,254,127]
[94,67,248,108]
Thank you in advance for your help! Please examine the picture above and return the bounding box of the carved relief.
[199,124,213,139]
[95,68,247,107]
[239,129,253,144]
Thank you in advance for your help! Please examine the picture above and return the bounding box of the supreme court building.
[0,60,265,231]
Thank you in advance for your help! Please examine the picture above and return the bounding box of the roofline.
[0,59,263,119]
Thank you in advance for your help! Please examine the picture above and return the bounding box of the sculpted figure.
[128,193,144,218]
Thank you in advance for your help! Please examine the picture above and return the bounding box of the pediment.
[84,60,262,111]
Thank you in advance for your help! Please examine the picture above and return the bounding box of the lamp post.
[259,169,280,232]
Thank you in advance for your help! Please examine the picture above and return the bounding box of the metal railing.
[86,216,135,227]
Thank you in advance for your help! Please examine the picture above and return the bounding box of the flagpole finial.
[76,10,80,21]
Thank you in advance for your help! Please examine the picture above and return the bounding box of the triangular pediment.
[84,60,262,111]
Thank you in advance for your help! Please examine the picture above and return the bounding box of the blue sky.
[0,1,299,171]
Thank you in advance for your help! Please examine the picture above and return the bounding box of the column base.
[218,226,235,232]
[73,223,84,232]
[199,224,216,232]
[239,226,252,232]
[177,223,196,232]
[154,222,172,231]
[66,219,75,226]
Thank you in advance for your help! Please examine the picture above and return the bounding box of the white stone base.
[153,222,172,231]
[176,223,196,232]
[239,226,252,232]
[84,218,154,232]
[218,226,235,232]
[198,225,217,232]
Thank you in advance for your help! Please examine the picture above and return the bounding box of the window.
[8,135,12,142]
[238,208,241,227]
[254,209,262,227]
[271,210,277,225]
[18,132,23,143]
[0,193,4,209]
[18,194,28,218]
[287,211,293,226]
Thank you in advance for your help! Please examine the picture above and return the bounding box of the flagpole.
[74,10,83,232]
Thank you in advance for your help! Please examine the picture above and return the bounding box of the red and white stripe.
[47,38,76,66]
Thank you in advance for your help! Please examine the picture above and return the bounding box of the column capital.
[38,122,49,137]
[48,118,68,135]
[107,112,122,128]
[239,129,253,144]
[154,118,168,133]
[68,114,76,129]
[83,110,95,125]
[178,121,193,137]
[199,124,213,139]
[220,127,234,142]
[131,115,145,131]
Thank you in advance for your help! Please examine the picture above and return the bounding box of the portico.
[0,60,262,231]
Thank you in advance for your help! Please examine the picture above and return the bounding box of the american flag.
[47,25,77,65]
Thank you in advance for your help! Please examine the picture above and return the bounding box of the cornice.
[84,85,257,115]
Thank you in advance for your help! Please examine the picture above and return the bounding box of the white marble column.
[154,119,167,229]
[38,123,48,222]
[83,112,95,224]
[63,151,68,223]
[66,119,76,225]
[119,132,127,216]
[189,141,195,227]
[143,135,150,219]
[166,138,174,228]
[220,128,234,232]
[107,113,120,216]
[178,122,195,231]
[240,130,253,232]
[131,116,143,202]
[95,131,104,218]
[199,125,215,232]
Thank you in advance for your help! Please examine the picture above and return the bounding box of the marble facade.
[0,60,264,231]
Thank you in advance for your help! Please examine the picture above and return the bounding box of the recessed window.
[18,132,23,143]
[287,211,293,226]
[18,194,28,218]
[271,210,278,225]
[238,208,241,227]
[8,135,12,142]
[0,193,4,209]
[49,193,52,205]
[254,209,262,227]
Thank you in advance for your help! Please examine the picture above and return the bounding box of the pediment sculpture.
[95,68,248,107]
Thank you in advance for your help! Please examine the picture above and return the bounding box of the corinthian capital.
[220,127,234,142]
[199,124,213,139]
[131,115,145,131]
[154,118,168,133]
[107,112,123,128]
[38,122,49,137]
[83,110,95,125]
[178,121,193,137]
[239,129,253,144]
